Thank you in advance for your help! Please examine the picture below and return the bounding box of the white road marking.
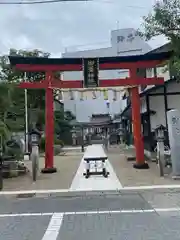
[41,213,64,240]
[0,212,53,217]
[0,208,180,218]
[0,189,70,195]
[155,207,180,212]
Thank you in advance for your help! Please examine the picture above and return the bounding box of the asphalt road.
[1,190,180,240]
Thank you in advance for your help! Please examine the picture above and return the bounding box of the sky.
[0,0,168,57]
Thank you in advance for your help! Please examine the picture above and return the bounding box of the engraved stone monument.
[167,109,180,179]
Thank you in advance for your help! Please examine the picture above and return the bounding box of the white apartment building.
[61,28,152,122]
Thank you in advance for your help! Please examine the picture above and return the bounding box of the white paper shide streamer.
[52,86,132,101]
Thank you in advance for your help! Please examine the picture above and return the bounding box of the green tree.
[0,83,11,142]
[54,110,75,135]
[64,110,76,122]
[0,49,49,132]
[140,0,180,75]
[0,48,75,143]
[0,82,25,133]
[0,48,50,82]
[54,110,76,144]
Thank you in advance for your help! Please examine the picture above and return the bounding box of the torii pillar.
[19,70,82,173]
[129,68,147,169]
[43,72,56,173]
[20,72,57,173]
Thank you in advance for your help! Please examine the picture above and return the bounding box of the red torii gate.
[9,52,170,173]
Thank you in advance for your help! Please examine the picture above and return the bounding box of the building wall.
[149,96,166,130]
[138,65,170,96]
[62,28,151,122]
[140,97,147,113]
[167,81,180,93]
[63,90,125,122]
[166,82,180,115]
[167,95,180,112]
[148,81,180,130]
[110,28,151,56]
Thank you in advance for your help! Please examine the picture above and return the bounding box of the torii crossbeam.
[9,51,170,173]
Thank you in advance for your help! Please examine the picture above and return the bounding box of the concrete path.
[70,145,122,191]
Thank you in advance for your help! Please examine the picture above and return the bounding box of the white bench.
[83,144,109,178]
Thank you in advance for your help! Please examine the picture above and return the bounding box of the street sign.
[83,58,99,88]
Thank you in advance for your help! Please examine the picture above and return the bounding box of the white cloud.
[0,0,167,56]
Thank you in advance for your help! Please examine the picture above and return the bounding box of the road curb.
[2,185,180,199]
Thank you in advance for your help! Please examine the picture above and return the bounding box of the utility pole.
[24,72,29,160]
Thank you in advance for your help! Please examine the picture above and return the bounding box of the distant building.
[61,28,151,122]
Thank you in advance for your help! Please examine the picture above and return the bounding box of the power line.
[0,0,147,9]
[0,0,91,4]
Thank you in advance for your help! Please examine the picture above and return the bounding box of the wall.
[140,79,180,129]
[166,81,180,93]
[157,65,170,82]
[167,95,180,112]
[140,97,147,113]
[62,47,114,58]
[111,28,151,55]
[147,81,180,131]
[149,96,166,130]
[63,90,125,122]
[138,64,170,95]
[144,67,169,130]
[62,28,151,121]
[62,69,129,82]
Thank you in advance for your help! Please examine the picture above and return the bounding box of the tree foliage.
[0,48,49,82]
[54,110,75,135]
[0,49,48,133]
[0,48,74,144]
[140,0,180,75]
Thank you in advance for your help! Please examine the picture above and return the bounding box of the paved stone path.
[70,145,122,191]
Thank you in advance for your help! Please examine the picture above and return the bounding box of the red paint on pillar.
[131,87,145,164]
[130,68,145,166]
[43,72,56,172]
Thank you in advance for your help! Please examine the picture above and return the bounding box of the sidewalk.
[108,145,178,187]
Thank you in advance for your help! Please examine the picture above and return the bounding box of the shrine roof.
[9,51,171,66]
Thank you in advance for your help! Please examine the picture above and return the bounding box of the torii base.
[133,162,149,169]
[41,167,57,174]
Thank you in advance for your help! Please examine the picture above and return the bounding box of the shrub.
[54,138,64,147]
[39,137,64,152]
[39,137,45,152]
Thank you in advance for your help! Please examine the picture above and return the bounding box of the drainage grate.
[16,193,36,199]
